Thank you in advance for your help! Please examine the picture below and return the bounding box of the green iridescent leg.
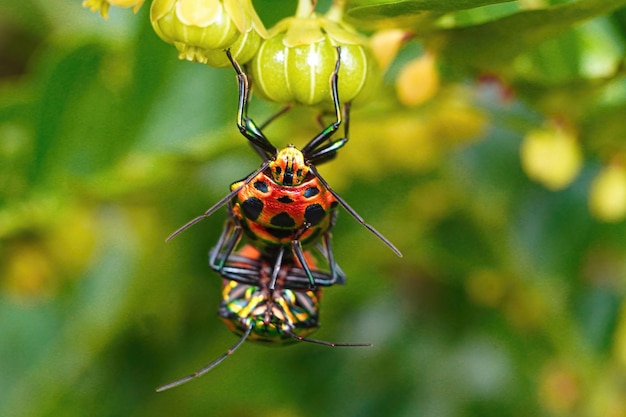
[225,49,276,159]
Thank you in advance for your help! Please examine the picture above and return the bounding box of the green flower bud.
[203,25,262,68]
[250,5,380,106]
[150,0,266,66]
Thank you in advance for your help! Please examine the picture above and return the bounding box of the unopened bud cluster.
[85,0,382,107]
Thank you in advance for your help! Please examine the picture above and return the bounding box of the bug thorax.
[269,145,309,186]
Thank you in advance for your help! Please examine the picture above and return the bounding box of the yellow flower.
[520,125,582,191]
[589,163,626,222]
[370,29,411,71]
[396,53,440,107]
[83,0,145,19]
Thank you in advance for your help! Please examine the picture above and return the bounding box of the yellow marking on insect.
[239,291,265,318]
[270,146,309,185]
[276,297,299,323]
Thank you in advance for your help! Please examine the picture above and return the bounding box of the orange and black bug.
[167,47,402,289]
[156,245,369,392]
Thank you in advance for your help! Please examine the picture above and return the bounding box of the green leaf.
[28,43,111,186]
[430,0,626,72]
[347,0,517,19]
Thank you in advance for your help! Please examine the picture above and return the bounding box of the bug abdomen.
[231,172,338,245]
[218,279,320,345]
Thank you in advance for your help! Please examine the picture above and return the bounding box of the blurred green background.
[2,0,626,416]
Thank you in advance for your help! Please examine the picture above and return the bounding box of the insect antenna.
[156,323,254,392]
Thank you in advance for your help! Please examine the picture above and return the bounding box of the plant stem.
[295,0,316,18]
[326,0,346,21]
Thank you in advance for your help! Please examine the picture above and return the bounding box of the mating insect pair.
[156,244,368,392]
[167,47,401,290]
[157,47,401,391]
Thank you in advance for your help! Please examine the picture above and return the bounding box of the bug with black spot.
[167,47,402,289]
[155,245,369,392]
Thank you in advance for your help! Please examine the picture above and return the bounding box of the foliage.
[1,0,626,416]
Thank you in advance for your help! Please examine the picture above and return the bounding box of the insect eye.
[274,166,282,175]
[296,169,303,178]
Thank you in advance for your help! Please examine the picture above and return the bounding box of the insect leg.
[308,164,403,258]
[321,228,347,285]
[302,47,343,156]
[226,50,276,157]
[166,160,270,241]
[268,245,285,290]
[284,329,371,347]
[208,218,243,272]
[259,104,293,130]
[290,224,318,289]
